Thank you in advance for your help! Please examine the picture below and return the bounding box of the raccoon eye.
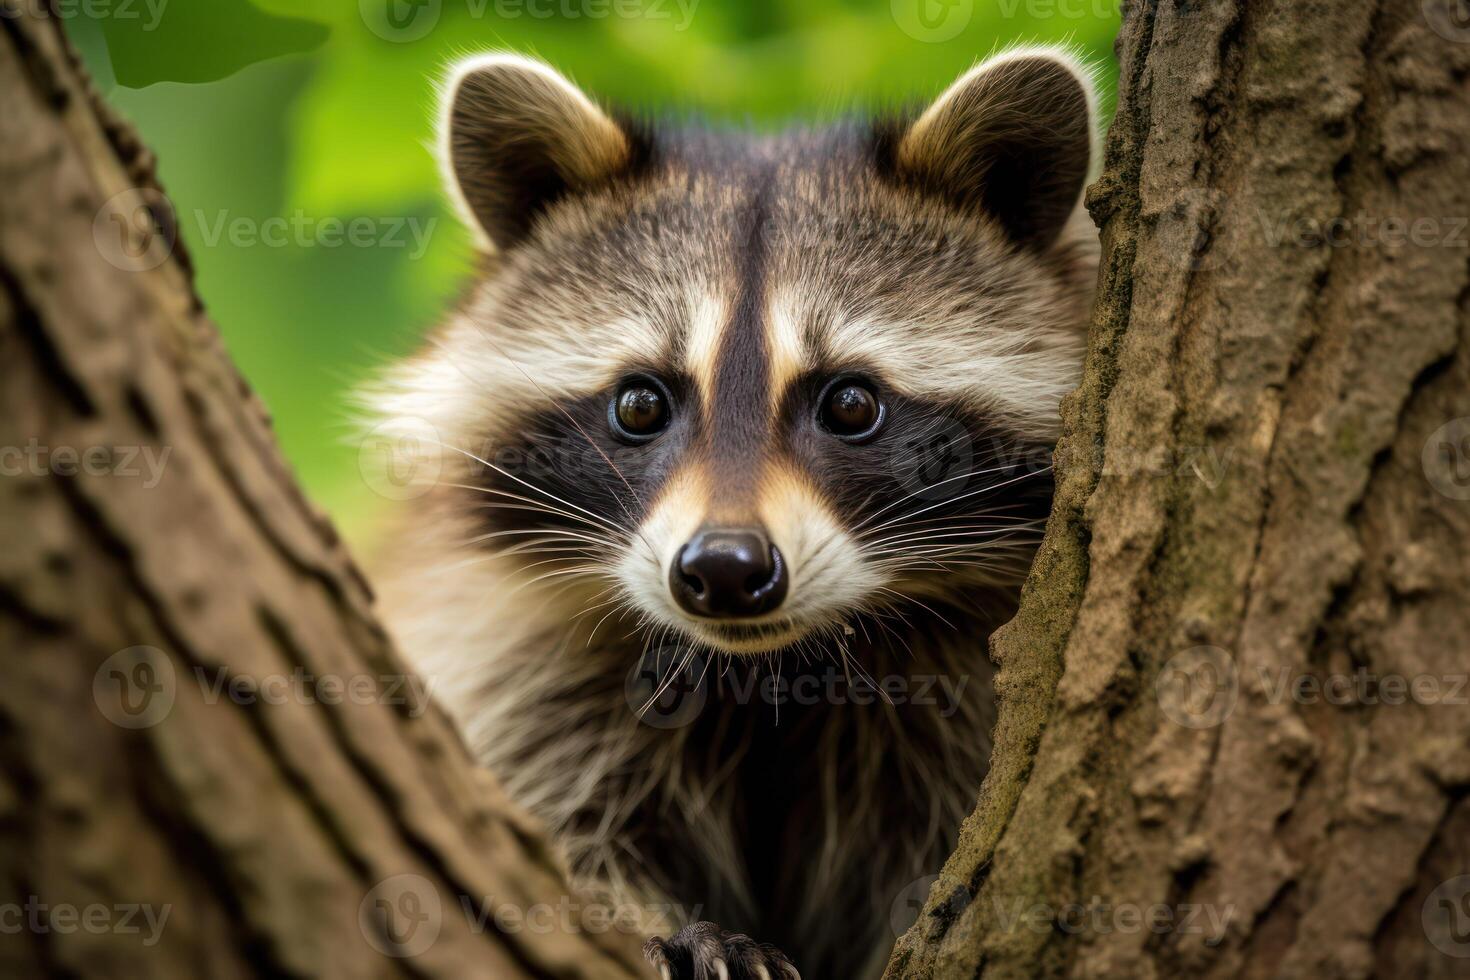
[819,377,884,442]
[610,377,670,442]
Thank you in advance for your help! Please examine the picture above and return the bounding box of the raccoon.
[372,47,1099,979]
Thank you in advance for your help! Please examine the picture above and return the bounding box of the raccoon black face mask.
[372,47,1098,980]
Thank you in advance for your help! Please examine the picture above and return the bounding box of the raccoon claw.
[644,922,800,980]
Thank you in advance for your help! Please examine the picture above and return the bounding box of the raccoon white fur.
[372,47,1099,979]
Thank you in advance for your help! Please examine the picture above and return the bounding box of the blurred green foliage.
[71,0,1119,549]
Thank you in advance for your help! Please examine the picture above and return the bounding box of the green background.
[71,0,1120,550]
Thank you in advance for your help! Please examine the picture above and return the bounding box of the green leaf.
[98,0,329,88]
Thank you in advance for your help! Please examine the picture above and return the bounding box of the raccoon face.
[388,50,1098,656]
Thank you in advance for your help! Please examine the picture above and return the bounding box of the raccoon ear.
[895,48,1097,251]
[440,54,635,251]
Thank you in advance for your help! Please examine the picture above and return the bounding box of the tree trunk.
[885,0,1470,977]
[0,8,648,977]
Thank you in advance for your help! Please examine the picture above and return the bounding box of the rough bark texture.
[885,0,1470,977]
[0,8,649,978]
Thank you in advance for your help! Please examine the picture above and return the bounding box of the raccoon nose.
[670,529,788,619]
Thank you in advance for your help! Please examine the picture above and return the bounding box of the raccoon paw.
[644,921,800,980]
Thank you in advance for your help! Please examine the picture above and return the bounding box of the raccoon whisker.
[570,590,623,624]
[864,517,1046,548]
[463,524,625,550]
[582,605,623,643]
[862,550,958,574]
[450,482,629,539]
[848,461,1043,533]
[867,532,1044,559]
[497,563,610,604]
[829,636,889,704]
[863,465,1054,537]
[459,552,598,576]
[461,500,622,541]
[433,441,634,537]
[874,586,956,632]
[643,634,701,716]
[866,612,917,662]
[470,337,656,550]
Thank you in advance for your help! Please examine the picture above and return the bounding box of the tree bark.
[885,0,1470,977]
[0,7,648,977]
